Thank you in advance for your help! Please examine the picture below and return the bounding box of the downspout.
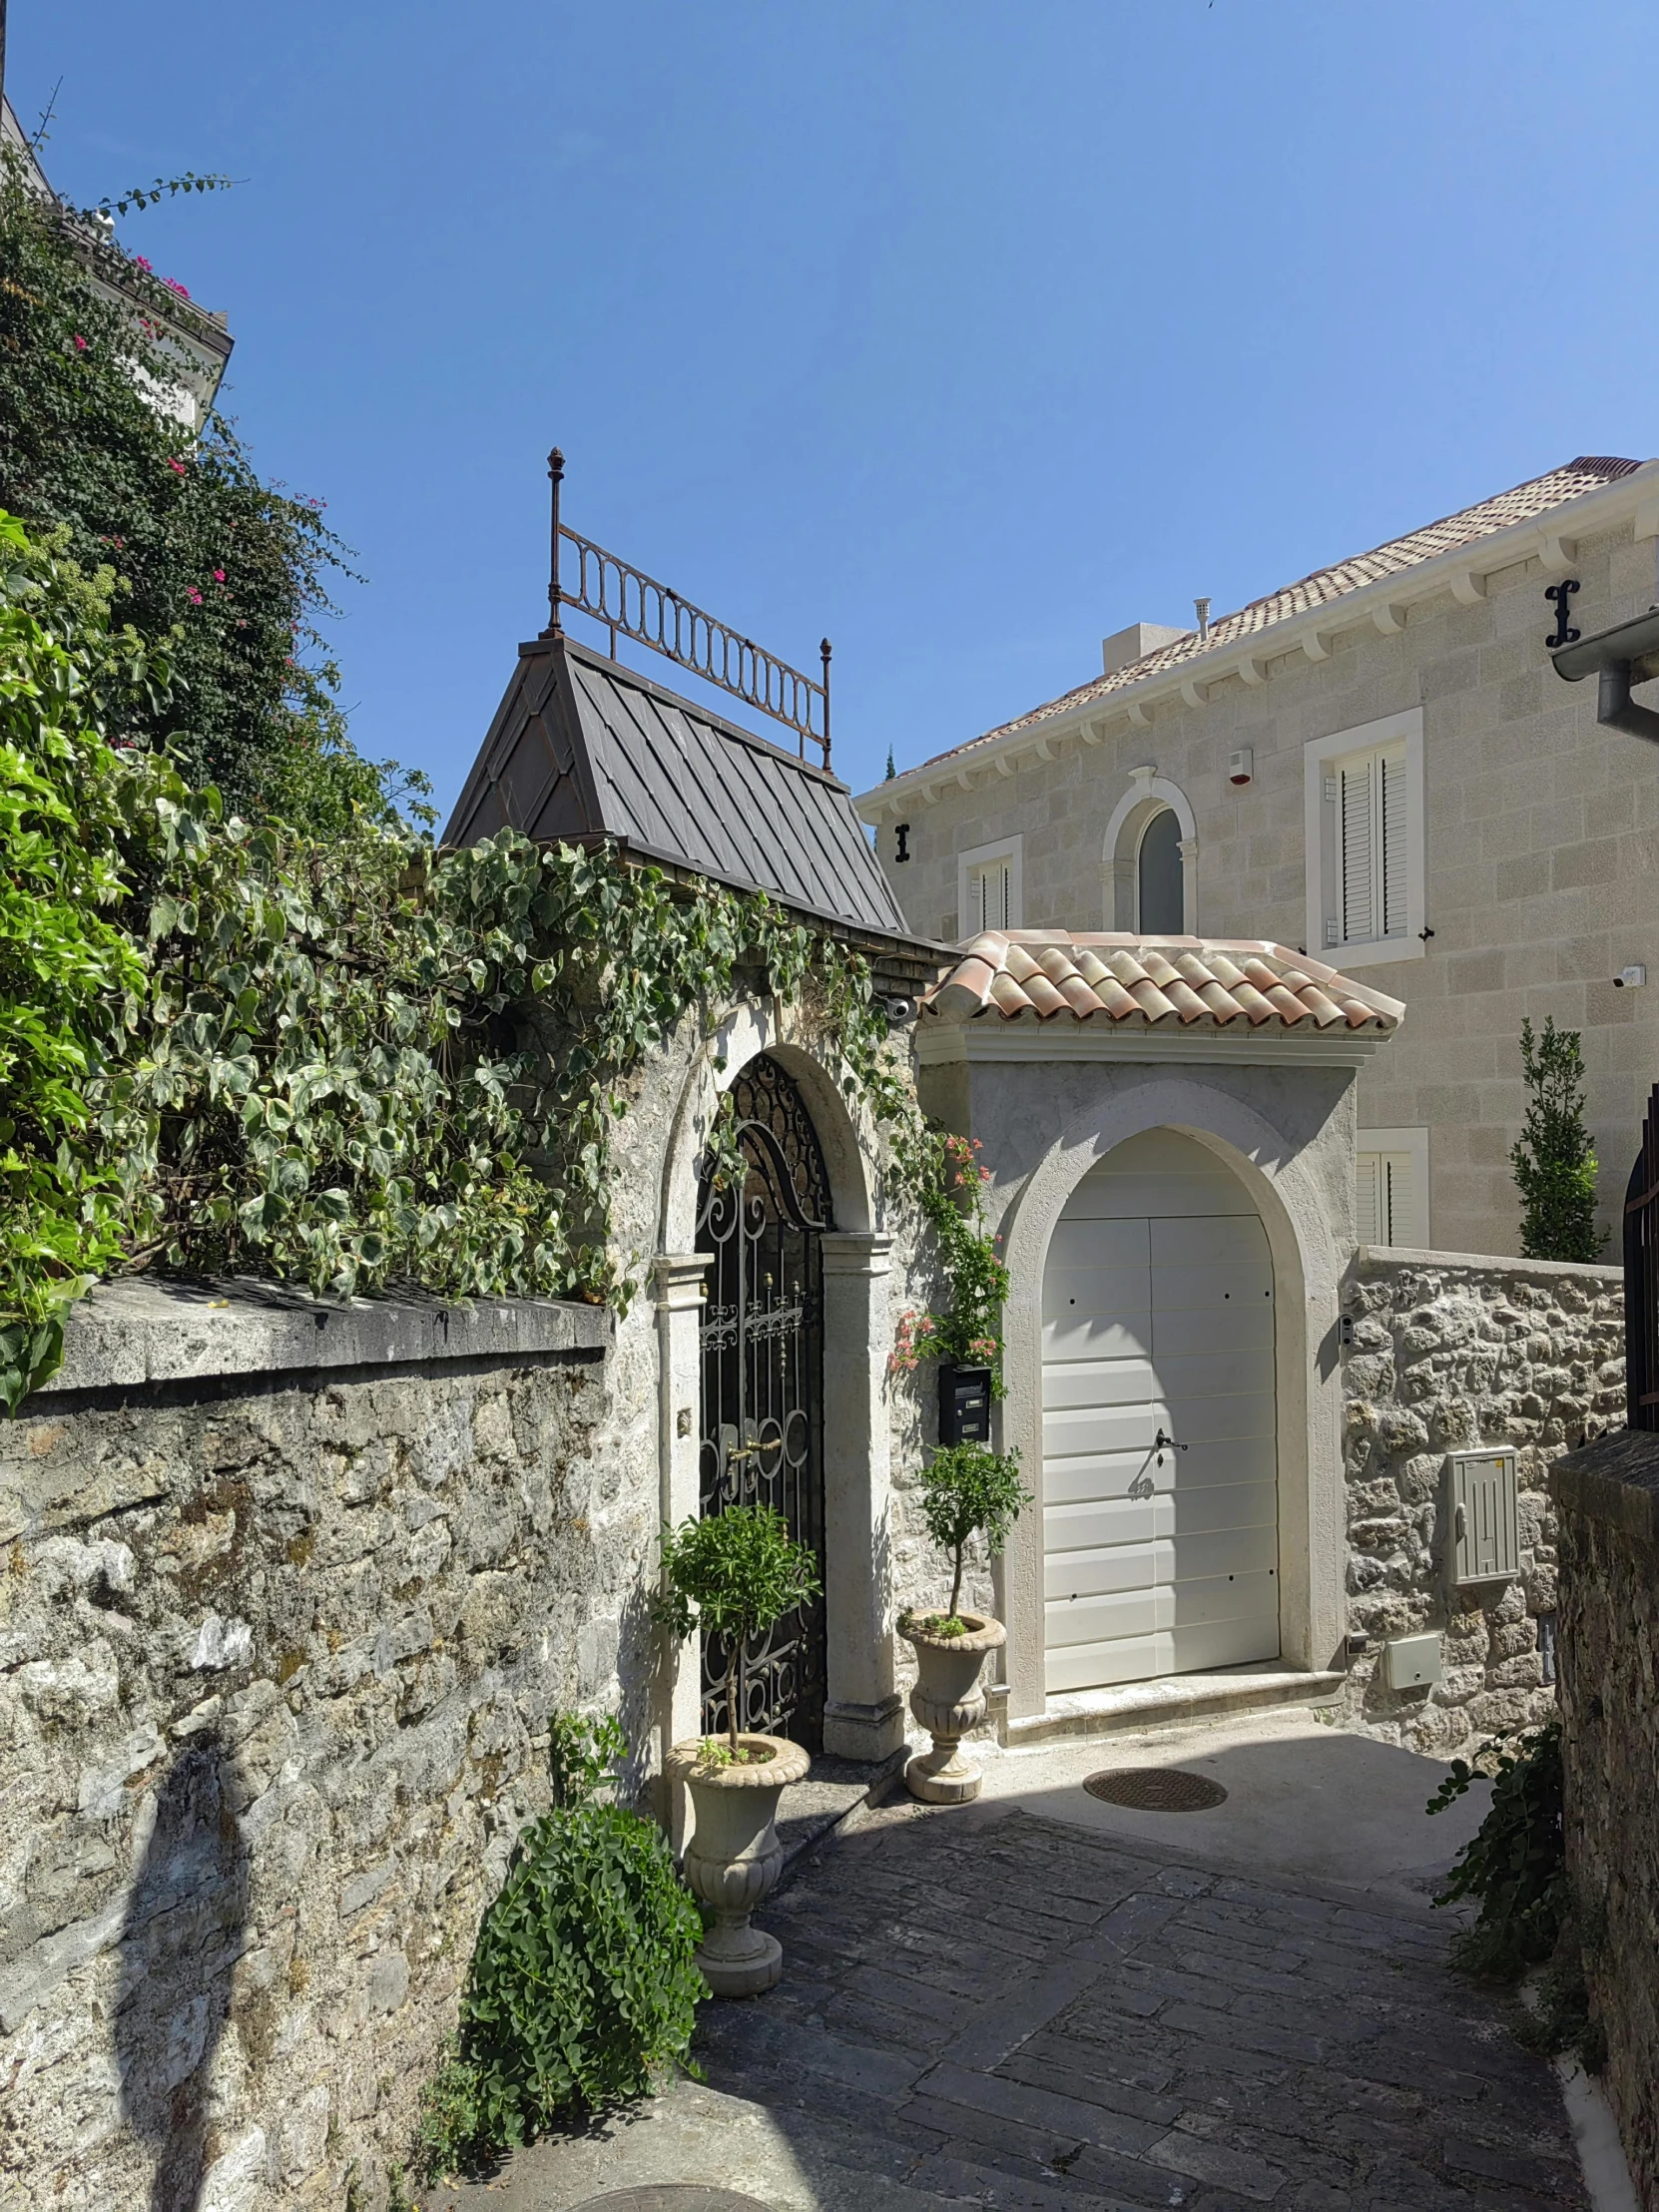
[1552,605,1659,743]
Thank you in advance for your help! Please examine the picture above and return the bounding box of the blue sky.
[12,2,1659,818]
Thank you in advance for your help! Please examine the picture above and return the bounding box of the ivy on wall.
[1,514,951,1409]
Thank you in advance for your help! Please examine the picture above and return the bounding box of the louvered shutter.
[1381,752,1408,938]
[969,859,1011,932]
[1357,1147,1416,1246]
[1329,746,1408,946]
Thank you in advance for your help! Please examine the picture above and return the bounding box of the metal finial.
[544,447,566,637]
[821,638,832,768]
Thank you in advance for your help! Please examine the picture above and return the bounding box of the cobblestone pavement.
[686,1798,1587,2212]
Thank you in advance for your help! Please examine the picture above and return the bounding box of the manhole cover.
[1082,1767,1228,1812]
[568,2194,775,2212]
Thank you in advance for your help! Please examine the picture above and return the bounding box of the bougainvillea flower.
[167,457,188,475]
[134,255,153,273]
[73,334,87,351]
[186,587,203,605]
[213,568,226,582]
[161,276,191,298]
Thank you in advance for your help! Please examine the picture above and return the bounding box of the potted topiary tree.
[655,1504,821,1995]
[898,1442,1029,1805]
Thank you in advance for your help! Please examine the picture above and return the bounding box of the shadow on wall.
[115,1732,250,2212]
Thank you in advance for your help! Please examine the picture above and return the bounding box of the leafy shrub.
[418,1716,703,2179]
[1427,1719,1567,1978]
[908,1442,1029,1623]
[1511,1017,1603,1262]
[655,1506,822,1753]
[890,1131,1010,1386]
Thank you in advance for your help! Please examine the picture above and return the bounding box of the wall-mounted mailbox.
[1384,1631,1442,1691]
[1447,1449,1520,1585]
[938,1363,993,1446]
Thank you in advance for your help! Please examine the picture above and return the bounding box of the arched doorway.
[1040,1127,1279,1693]
[696,1053,832,1750]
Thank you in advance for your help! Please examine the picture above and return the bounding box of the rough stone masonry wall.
[1551,1429,1659,2212]
[1338,1246,1625,1754]
[0,1285,627,2212]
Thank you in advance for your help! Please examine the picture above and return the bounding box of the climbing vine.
[0,511,941,1407]
[889,1132,1011,1386]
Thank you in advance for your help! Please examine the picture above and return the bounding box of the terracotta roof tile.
[924,931,1404,1034]
[915,457,1643,768]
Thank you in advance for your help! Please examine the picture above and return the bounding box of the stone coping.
[1550,1426,1659,1547]
[1355,1244,1624,1285]
[47,1276,610,1393]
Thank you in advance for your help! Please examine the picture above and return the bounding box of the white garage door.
[1042,1128,1279,1694]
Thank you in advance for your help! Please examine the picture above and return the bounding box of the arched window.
[1136,807,1184,933]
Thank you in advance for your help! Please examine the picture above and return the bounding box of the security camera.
[880,995,918,1025]
[1614,965,1647,989]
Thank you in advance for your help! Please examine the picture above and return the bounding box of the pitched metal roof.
[925,931,1404,1033]
[444,634,913,940]
[912,456,1645,770]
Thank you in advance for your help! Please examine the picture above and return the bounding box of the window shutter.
[968,859,1010,932]
[1358,1147,1415,1246]
[1340,761,1375,944]
[1381,751,1408,939]
[1356,1153,1382,1246]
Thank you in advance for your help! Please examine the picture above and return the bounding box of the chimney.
[1194,597,1211,645]
[1102,621,1189,676]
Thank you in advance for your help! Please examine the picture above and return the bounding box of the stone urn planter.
[898,1611,1006,1804]
[666,1733,811,1996]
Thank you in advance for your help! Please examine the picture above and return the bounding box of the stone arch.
[1101,767,1199,933]
[992,1072,1346,1722]
[654,1000,897,1789]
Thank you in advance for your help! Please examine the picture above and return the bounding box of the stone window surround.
[1101,766,1199,934]
[956,832,1024,938]
[1303,708,1426,971]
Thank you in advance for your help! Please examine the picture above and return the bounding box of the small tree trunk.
[950,1541,964,1621]
[728,1642,742,1755]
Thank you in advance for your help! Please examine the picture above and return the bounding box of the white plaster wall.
[917,1050,1359,1721]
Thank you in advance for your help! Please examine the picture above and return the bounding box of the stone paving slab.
[438,1798,1587,2212]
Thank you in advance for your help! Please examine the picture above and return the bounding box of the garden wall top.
[1551,1426,1659,1547]
[1354,1245,1625,1285]
[44,1277,610,1394]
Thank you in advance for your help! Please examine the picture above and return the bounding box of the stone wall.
[0,1282,622,2212]
[1338,1246,1625,1753]
[1551,1428,1659,2212]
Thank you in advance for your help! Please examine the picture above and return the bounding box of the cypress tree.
[1511,1016,1604,1262]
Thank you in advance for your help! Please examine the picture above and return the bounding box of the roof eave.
[860,459,1659,815]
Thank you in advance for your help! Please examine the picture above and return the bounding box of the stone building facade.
[860,455,1659,1259]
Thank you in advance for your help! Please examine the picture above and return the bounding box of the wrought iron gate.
[697,1055,831,1750]
[1625,1080,1659,1430]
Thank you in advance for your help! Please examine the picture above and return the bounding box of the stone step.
[994,1663,1345,1750]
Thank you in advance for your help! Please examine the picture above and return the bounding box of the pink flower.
[161,276,191,299]
[186,587,203,605]
[134,255,153,273]
[167,457,187,476]
[212,568,226,583]
[73,333,87,351]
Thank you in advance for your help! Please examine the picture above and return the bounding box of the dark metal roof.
[444,635,916,941]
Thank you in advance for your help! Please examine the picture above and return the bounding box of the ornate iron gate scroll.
[697,1055,831,1750]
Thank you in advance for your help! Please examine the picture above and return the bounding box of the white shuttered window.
[1304,711,1423,972]
[1356,1128,1428,1248]
[966,857,1012,932]
[1328,744,1408,950]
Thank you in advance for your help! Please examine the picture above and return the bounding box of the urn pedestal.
[898,1612,1005,1805]
[666,1733,811,1996]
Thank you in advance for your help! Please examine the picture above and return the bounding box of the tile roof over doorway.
[924,931,1405,1032]
[916,455,1643,768]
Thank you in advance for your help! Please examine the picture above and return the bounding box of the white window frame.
[1357,1126,1429,1249]
[1304,709,1424,969]
[956,833,1023,939]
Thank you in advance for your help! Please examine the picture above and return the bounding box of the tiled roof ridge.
[923,929,1405,1033]
[912,455,1643,770]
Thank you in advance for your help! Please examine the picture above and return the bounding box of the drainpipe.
[1551,605,1659,743]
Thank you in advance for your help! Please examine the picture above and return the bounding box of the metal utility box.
[1447,1449,1520,1585]
[938,1363,993,1446]
[1383,1631,1443,1691]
